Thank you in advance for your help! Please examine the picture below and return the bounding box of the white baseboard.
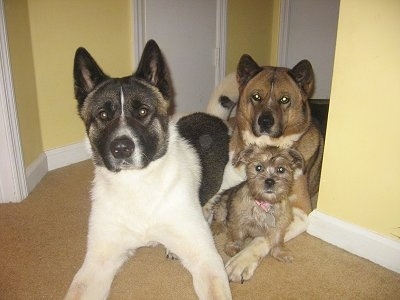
[45,140,90,171]
[25,141,90,197]
[24,141,91,194]
[25,152,48,193]
[307,210,400,274]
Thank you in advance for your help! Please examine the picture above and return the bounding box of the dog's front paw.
[225,251,260,283]
[270,246,293,263]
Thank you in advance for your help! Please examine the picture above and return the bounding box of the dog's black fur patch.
[178,113,230,206]
[219,95,235,109]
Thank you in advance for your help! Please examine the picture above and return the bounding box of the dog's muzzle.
[110,137,135,159]
[258,112,274,132]
[254,111,282,137]
[265,178,275,193]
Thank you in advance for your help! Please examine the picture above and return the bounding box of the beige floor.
[1,160,399,299]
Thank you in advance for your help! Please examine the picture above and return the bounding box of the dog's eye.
[277,167,286,173]
[98,110,108,120]
[255,164,263,172]
[251,93,262,102]
[279,96,291,104]
[139,107,148,117]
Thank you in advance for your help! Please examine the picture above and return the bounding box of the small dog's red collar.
[255,200,273,213]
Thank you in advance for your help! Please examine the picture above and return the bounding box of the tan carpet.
[1,160,399,300]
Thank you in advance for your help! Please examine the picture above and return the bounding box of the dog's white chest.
[242,130,302,149]
[89,130,202,245]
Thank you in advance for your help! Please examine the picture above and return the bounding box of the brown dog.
[209,145,304,272]
[232,56,323,207]
[205,55,323,282]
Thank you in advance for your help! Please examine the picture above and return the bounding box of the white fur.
[120,87,125,117]
[219,151,246,190]
[242,130,303,149]
[293,168,304,180]
[206,73,238,120]
[65,124,231,300]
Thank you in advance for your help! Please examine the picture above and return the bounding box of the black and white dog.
[65,40,231,300]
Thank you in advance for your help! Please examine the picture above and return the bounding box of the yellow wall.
[318,0,400,238]
[226,0,280,74]
[4,0,43,166]
[26,0,134,151]
[7,0,280,164]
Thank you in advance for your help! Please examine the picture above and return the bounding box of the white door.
[279,0,340,99]
[134,0,226,114]
[0,0,27,203]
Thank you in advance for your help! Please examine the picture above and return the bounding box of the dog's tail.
[206,72,239,120]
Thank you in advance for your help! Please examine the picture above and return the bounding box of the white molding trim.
[25,153,48,193]
[0,0,28,203]
[277,0,290,67]
[24,141,90,195]
[133,0,144,67]
[215,0,227,85]
[45,140,90,171]
[307,210,400,274]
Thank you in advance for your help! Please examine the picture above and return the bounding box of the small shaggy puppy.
[208,145,304,264]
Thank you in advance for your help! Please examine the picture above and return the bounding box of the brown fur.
[231,55,324,210]
[209,146,304,263]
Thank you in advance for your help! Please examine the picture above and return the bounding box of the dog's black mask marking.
[73,40,171,172]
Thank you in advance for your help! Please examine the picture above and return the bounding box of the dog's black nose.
[110,138,135,159]
[258,112,274,130]
[265,178,275,188]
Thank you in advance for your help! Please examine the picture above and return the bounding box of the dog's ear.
[236,54,263,89]
[288,149,305,173]
[288,60,314,97]
[73,47,109,108]
[134,40,172,100]
[232,144,257,166]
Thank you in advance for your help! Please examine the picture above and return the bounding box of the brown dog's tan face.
[234,146,304,204]
[236,55,314,140]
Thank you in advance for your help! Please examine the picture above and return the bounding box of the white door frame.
[0,0,28,203]
[132,0,227,86]
[277,0,290,66]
